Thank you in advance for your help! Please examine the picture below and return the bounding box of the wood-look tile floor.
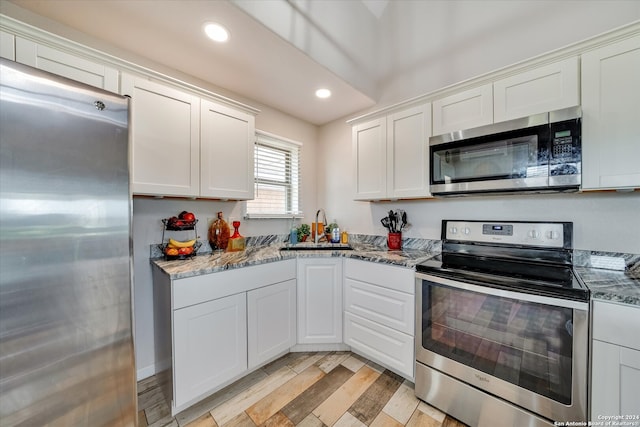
[137,351,469,427]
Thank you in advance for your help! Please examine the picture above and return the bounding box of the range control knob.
[449,227,458,235]
[462,227,471,235]
[528,229,541,239]
[547,230,560,240]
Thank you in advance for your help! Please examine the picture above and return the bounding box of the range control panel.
[444,220,570,248]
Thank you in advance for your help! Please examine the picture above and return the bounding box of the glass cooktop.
[416,253,590,302]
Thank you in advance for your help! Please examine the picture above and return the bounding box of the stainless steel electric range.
[415,220,589,427]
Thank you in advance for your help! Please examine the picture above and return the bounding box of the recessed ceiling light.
[204,22,229,43]
[315,88,331,99]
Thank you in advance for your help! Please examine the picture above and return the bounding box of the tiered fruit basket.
[159,213,201,260]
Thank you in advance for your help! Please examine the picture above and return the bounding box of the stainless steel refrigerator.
[0,58,136,425]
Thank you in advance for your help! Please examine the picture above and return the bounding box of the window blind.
[245,130,302,218]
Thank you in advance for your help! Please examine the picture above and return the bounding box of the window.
[245,130,302,218]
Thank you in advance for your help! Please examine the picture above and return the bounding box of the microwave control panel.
[552,129,575,157]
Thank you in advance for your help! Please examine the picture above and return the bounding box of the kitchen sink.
[280,242,353,251]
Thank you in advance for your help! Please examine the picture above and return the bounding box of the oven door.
[415,272,588,423]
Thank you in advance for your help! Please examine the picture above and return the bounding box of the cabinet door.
[247,279,296,369]
[15,38,118,92]
[297,258,342,344]
[432,84,493,136]
[581,35,640,190]
[201,100,255,200]
[344,312,414,380]
[121,74,200,197]
[1,30,15,60]
[352,117,387,200]
[387,103,432,198]
[494,57,579,123]
[173,293,247,409]
[591,340,640,420]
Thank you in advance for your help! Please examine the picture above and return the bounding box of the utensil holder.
[387,232,402,250]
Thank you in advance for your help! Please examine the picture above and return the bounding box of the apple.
[182,212,195,222]
[178,247,193,255]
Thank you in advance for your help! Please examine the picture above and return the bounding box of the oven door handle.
[416,272,589,311]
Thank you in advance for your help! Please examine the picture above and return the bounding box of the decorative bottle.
[227,221,246,252]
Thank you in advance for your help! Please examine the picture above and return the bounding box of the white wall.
[318,116,640,255]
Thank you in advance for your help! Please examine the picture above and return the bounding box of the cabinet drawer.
[344,278,414,335]
[344,312,414,380]
[173,259,296,309]
[344,259,414,294]
[592,301,640,350]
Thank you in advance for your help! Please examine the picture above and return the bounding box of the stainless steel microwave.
[429,107,581,196]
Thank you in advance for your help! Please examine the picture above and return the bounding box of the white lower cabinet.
[247,279,296,369]
[154,259,296,415]
[173,292,247,410]
[343,259,415,380]
[297,258,343,344]
[591,301,640,420]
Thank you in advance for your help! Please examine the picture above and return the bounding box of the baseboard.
[290,343,351,352]
[136,358,171,381]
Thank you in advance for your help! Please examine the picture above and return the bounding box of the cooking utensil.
[381,217,391,230]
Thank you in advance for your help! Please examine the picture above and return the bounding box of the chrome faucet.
[314,209,327,244]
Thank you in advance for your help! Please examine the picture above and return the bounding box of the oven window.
[431,134,544,184]
[422,282,573,404]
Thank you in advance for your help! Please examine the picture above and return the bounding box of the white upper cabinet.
[200,100,255,200]
[494,57,579,123]
[581,34,640,190]
[434,58,579,135]
[432,84,493,136]
[353,103,432,200]
[0,30,15,60]
[15,38,118,92]
[122,75,256,199]
[353,117,387,200]
[121,73,200,197]
[386,104,432,198]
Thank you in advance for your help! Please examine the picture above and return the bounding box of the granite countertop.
[152,238,640,308]
[152,241,438,280]
[575,266,640,307]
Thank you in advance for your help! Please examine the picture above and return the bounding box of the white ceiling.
[5,0,377,125]
[4,1,640,126]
